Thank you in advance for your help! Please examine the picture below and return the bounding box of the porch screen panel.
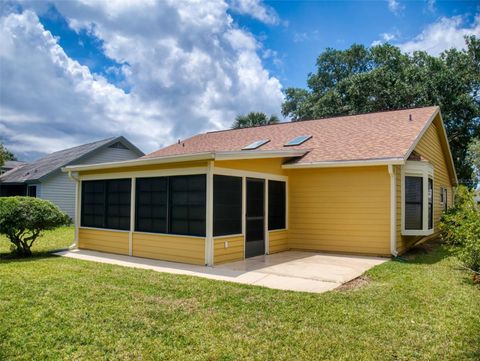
[81,180,105,228]
[405,176,423,230]
[268,180,286,230]
[213,175,242,236]
[136,177,168,233]
[169,175,206,237]
[105,179,131,231]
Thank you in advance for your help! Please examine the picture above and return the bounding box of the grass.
[0,227,479,360]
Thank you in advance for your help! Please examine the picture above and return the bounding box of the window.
[27,185,37,197]
[405,176,423,230]
[402,161,434,236]
[284,135,312,146]
[242,139,270,150]
[136,177,168,233]
[81,179,131,230]
[213,175,242,236]
[268,180,286,230]
[169,175,206,236]
[440,187,448,211]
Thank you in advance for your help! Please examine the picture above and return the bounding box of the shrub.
[439,186,480,279]
[0,197,70,256]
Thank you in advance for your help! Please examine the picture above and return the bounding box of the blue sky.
[0,0,479,160]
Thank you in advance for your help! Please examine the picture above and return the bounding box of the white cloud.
[229,0,279,25]
[0,1,283,160]
[371,32,398,46]
[398,15,480,55]
[387,0,403,14]
[426,0,436,13]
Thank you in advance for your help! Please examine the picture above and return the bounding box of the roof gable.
[0,136,143,183]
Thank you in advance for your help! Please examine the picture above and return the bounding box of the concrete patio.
[54,249,388,293]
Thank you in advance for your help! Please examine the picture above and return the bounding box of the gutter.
[67,171,80,250]
[388,165,398,257]
[282,157,405,169]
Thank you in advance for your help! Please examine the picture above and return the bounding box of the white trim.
[129,177,135,256]
[212,233,244,240]
[265,179,269,255]
[79,226,130,233]
[205,161,214,266]
[388,165,397,256]
[214,166,288,182]
[132,230,205,240]
[282,157,404,169]
[79,167,207,181]
[62,150,306,173]
[401,161,435,236]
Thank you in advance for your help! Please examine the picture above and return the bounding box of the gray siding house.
[0,137,143,219]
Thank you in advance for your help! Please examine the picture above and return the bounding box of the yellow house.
[63,106,457,266]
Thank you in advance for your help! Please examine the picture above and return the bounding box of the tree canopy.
[0,143,16,167]
[282,37,480,186]
[232,112,280,129]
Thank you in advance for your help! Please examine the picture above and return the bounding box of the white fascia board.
[62,152,216,173]
[62,150,307,173]
[282,157,405,169]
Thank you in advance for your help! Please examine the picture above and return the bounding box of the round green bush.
[0,196,70,256]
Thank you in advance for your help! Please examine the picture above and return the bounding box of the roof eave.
[62,150,308,173]
[282,157,405,169]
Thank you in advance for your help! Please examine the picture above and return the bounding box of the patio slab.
[54,249,388,293]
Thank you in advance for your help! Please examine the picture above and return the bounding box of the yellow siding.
[269,230,289,253]
[214,158,287,175]
[78,228,129,255]
[287,166,391,255]
[213,235,244,264]
[397,118,454,253]
[80,160,207,176]
[132,232,205,265]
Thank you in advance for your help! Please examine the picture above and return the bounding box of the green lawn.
[0,227,479,360]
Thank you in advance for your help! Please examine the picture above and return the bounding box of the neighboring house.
[0,160,26,175]
[0,137,144,219]
[64,106,457,266]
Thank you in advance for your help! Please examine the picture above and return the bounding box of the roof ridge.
[206,105,438,134]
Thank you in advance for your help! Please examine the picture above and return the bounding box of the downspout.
[67,171,80,250]
[388,165,398,257]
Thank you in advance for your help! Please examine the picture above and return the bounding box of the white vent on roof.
[242,139,270,150]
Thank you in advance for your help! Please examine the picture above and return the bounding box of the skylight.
[242,139,270,150]
[284,135,312,146]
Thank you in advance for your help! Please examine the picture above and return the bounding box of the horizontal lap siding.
[213,235,244,265]
[78,228,129,255]
[132,232,205,265]
[214,158,287,175]
[288,166,391,255]
[269,230,288,253]
[397,119,454,253]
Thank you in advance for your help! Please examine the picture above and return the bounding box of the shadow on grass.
[398,240,451,265]
[0,248,68,264]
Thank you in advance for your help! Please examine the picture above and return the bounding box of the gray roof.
[1,160,26,170]
[0,136,143,184]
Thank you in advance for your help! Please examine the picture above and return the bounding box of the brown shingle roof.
[144,106,439,164]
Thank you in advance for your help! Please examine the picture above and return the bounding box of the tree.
[0,143,16,167]
[0,197,70,256]
[467,138,480,183]
[232,112,280,129]
[282,37,480,186]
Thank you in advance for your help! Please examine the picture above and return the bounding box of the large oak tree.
[282,37,480,186]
